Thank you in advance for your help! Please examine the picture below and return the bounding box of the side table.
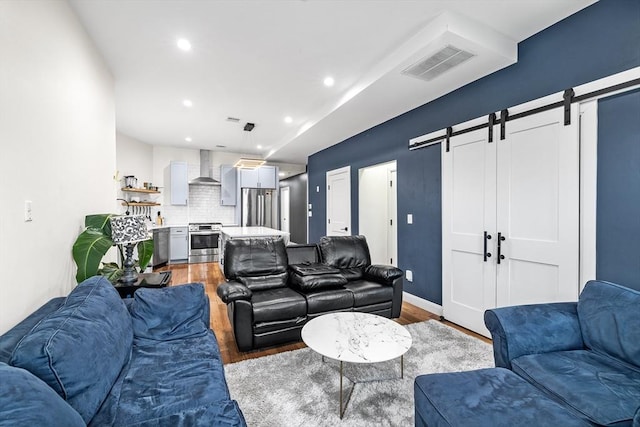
[113,271,172,298]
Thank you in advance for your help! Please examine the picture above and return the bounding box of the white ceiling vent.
[402,45,475,82]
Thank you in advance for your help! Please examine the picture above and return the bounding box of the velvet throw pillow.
[0,363,85,427]
[130,283,209,342]
[9,276,133,424]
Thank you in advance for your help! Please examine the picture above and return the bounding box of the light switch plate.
[406,270,413,282]
[24,200,33,222]
[407,214,413,224]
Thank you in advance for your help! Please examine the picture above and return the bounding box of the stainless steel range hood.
[189,150,221,186]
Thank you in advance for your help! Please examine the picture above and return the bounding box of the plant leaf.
[85,213,115,236]
[72,228,113,283]
[99,262,123,284]
[137,239,154,272]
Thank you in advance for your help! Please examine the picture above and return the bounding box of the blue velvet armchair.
[415,280,640,426]
[484,280,640,426]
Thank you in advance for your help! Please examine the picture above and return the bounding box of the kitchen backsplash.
[159,163,236,225]
[188,185,235,223]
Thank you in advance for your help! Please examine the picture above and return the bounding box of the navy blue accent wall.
[308,0,640,304]
[597,89,640,291]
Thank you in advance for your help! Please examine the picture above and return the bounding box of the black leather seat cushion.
[251,287,307,323]
[345,280,394,307]
[302,287,354,314]
[290,273,347,291]
[224,237,288,280]
[238,272,288,291]
[289,263,339,276]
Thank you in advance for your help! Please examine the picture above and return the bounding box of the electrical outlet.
[406,270,413,282]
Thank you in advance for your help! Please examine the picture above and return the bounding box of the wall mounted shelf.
[121,187,160,194]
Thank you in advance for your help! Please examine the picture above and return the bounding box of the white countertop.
[220,226,290,238]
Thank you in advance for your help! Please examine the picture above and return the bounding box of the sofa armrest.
[217,281,253,304]
[131,283,210,341]
[484,302,584,369]
[364,265,403,285]
[633,406,640,427]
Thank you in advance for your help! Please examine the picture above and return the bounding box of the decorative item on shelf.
[109,215,151,285]
[72,213,153,284]
[124,175,137,188]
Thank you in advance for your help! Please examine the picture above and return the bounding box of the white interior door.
[496,107,580,305]
[388,169,397,266]
[326,166,351,236]
[442,127,497,336]
[280,186,290,234]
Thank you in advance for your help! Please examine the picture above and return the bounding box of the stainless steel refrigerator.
[241,188,278,228]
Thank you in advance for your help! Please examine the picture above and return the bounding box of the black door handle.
[342,227,348,232]
[497,232,506,264]
[483,231,492,262]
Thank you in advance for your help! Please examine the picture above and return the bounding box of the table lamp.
[109,215,150,285]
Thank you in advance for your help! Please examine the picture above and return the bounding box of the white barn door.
[442,128,497,335]
[443,107,580,337]
[496,107,580,306]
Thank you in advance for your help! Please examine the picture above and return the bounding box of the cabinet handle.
[483,231,492,262]
[497,232,506,264]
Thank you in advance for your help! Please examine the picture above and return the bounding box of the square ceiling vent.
[402,45,475,82]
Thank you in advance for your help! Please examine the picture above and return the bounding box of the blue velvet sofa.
[0,276,246,427]
[414,280,640,426]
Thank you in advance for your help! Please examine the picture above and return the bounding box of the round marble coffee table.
[301,312,412,419]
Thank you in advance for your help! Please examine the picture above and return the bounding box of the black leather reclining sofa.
[217,235,403,351]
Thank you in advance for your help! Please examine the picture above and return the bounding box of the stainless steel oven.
[188,222,221,263]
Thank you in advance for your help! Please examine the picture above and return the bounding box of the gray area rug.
[224,320,494,426]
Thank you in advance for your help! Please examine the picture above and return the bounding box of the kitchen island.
[220,226,290,264]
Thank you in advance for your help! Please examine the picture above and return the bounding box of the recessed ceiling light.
[257,145,262,149]
[185,137,192,142]
[284,116,293,124]
[177,38,191,51]
[183,99,193,107]
[323,76,335,87]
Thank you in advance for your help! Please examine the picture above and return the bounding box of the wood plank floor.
[156,262,490,364]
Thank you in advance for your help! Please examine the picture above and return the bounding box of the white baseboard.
[403,291,443,317]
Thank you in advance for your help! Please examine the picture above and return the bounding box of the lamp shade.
[109,215,149,245]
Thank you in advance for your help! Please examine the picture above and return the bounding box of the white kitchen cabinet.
[220,165,237,206]
[170,161,188,205]
[240,166,276,189]
[169,226,188,263]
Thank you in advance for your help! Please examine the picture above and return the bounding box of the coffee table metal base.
[334,355,404,419]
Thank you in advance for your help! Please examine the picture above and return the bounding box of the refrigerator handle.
[258,194,263,226]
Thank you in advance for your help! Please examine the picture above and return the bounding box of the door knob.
[342,227,348,231]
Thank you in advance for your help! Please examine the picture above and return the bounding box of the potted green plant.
[72,213,153,283]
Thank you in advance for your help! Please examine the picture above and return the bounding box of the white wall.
[0,1,116,333]
[359,161,396,264]
[116,132,153,186]
[116,132,154,214]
